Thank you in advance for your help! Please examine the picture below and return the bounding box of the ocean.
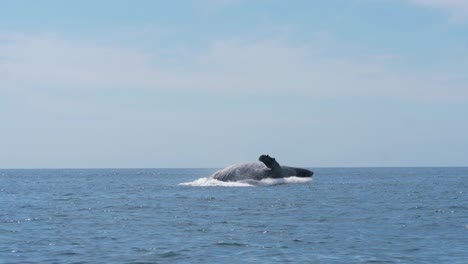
[1,167,467,263]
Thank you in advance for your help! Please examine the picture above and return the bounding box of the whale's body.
[212,155,313,182]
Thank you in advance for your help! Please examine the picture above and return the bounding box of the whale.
[211,155,313,182]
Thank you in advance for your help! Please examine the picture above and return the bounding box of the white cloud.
[409,0,468,21]
[1,32,467,102]
[0,33,159,90]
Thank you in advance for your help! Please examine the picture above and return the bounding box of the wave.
[179,176,312,187]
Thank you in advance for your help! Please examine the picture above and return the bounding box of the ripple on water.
[158,251,179,258]
[216,241,249,247]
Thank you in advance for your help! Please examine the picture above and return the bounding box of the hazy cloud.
[409,0,468,21]
[1,32,466,102]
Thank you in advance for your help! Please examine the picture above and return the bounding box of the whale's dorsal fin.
[259,154,280,170]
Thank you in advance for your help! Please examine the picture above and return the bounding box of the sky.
[1,0,467,168]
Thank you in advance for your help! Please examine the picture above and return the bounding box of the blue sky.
[1,0,467,168]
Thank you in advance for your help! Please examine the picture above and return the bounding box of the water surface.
[1,168,467,263]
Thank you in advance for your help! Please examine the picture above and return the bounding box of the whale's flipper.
[259,154,280,170]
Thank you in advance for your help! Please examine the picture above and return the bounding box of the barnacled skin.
[211,155,313,182]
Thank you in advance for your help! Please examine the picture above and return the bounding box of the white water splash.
[179,176,312,187]
[178,177,252,187]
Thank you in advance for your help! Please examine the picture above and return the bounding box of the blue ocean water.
[1,168,467,263]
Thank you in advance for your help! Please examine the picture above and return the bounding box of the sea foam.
[179,176,312,187]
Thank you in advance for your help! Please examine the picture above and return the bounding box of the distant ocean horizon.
[2,165,468,170]
[1,167,467,263]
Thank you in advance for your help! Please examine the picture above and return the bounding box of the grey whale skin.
[212,155,313,182]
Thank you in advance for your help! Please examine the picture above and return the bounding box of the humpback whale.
[211,155,313,182]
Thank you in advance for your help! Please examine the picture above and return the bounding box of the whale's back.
[212,163,269,182]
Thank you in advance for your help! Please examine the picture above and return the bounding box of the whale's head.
[281,166,313,178]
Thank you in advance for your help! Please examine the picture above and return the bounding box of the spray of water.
[179,176,311,187]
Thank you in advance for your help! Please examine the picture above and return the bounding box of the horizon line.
[1,166,468,170]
